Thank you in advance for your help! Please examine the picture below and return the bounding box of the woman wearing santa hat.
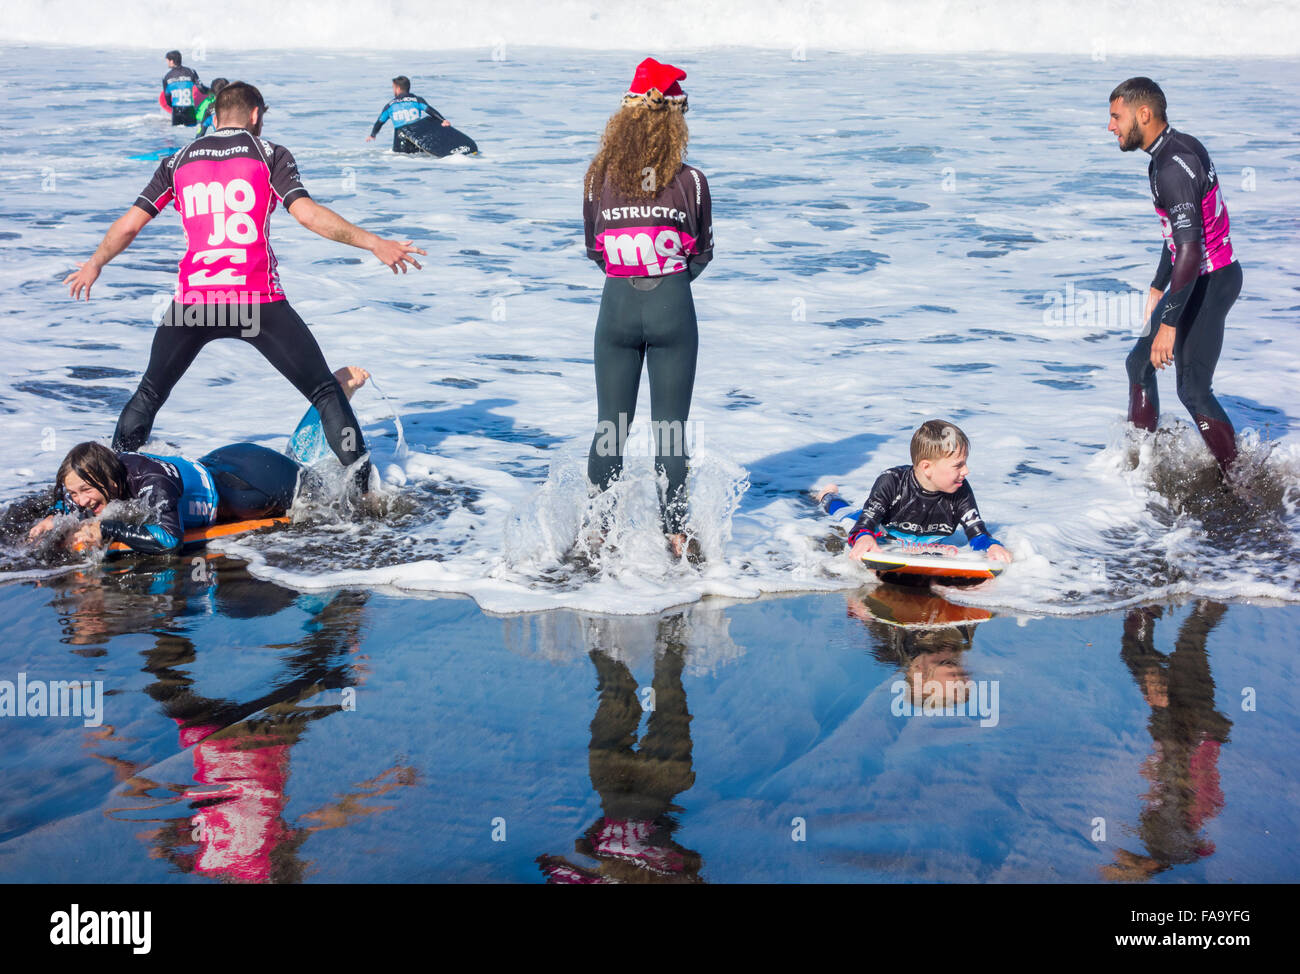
[583,57,714,559]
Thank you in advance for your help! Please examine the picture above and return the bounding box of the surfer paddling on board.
[26,367,370,555]
[1108,77,1244,478]
[583,57,713,560]
[161,50,203,127]
[367,76,451,153]
[63,82,423,498]
[816,420,1013,563]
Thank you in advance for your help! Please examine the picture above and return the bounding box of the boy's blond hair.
[910,420,970,464]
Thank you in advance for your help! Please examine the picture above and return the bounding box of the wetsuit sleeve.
[1151,243,1173,291]
[1154,159,1205,329]
[371,102,393,137]
[583,177,606,270]
[952,482,1000,549]
[268,145,310,207]
[685,167,713,275]
[99,519,183,553]
[100,459,184,553]
[847,469,901,544]
[134,156,175,216]
[416,96,445,123]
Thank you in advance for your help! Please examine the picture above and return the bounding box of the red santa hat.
[622,57,688,111]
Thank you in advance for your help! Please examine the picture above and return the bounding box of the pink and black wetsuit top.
[133,128,311,304]
[584,165,713,278]
[1146,126,1235,299]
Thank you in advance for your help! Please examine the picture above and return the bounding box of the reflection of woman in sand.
[536,613,703,883]
[1102,601,1232,882]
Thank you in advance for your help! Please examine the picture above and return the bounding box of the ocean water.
[2,43,1298,615]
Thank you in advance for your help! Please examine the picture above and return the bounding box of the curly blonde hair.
[585,103,689,201]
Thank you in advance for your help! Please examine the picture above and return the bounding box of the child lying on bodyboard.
[816,419,1013,565]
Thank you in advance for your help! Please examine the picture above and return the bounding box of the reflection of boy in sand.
[1102,601,1232,882]
[847,588,978,708]
[537,617,703,884]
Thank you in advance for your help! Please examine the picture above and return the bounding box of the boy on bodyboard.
[816,419,1013,572]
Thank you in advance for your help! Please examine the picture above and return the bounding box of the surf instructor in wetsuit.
[1107,77,1243,477]
[583,58,712,558]
[64,82,425,493]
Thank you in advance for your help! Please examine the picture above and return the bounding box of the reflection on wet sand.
[536,614,703,884]
[1103,601,1232,882]
[38,558,416,883]
[848,583,991,708]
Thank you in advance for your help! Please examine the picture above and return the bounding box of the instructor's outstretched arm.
[287,197,426,273]
[64,207,154,300]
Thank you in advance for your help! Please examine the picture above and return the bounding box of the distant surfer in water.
[816,420,1013,563]
[161,50,202,127]
[194,77,228,137]
[1108,77,1243,477]
[63,81,423,496]
[367,76,451,153]
[26,367,370,555]
[583,57,713,559]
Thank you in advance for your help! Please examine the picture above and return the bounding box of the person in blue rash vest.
[815,420,1013,563]
[27,367,370,555]
[161,50,202,127]
[366,75,451,153]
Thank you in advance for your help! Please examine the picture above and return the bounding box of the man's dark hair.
[166,50,182,65]
[1109,77,1167,122]
[215,81,266,123]
[58,442,128,504]
[392,75,411,94]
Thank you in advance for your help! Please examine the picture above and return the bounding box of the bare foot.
[333,366,370,400]
[814,483,839,503]
[667,534,703,564]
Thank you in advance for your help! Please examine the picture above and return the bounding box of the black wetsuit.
[583,165,713,534]
[1126,126,1241,471]
[114,129,370,488]
[52,445,297,554]
[829,465,1001,549]
[162,65,201,127]
[370,94,444,153]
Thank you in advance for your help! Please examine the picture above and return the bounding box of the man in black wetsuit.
[162,50,202,127]
[63,82,426,494]
[366,76,451,153]
[1108,77,1243,475]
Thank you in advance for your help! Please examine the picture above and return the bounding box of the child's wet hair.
[910,420,970,464]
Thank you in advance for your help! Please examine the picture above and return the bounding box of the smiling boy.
[817,419,1012,563]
